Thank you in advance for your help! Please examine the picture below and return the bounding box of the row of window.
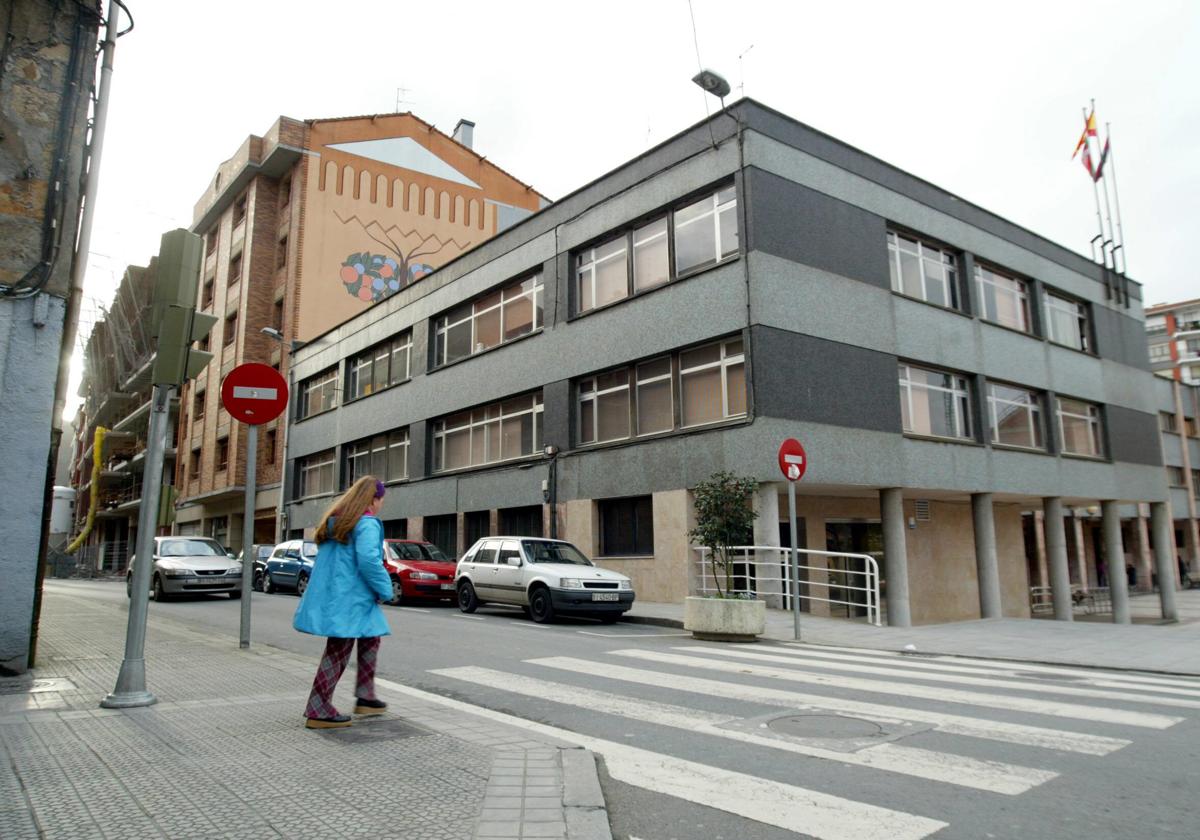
[899,363,1104,457]
[1159,411,1200,437]
[887,229,1091,353]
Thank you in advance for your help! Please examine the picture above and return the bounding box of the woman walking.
[294,475,395,729]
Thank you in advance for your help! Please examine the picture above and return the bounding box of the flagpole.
[1106,121,1128,275]
[1083,105,1106,268]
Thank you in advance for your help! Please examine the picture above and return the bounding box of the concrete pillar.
[488,509,499,536]
[1033,511,1049,588]
[1072,516,1089,588]
[407,515,424,542]
[972,493,1002,619]
[1134,509,1154,593]
[753,483,784,609]
[880,488,911,628]
[1044,497,1073,621]
[1102,500,1130,624]
[1151,502,1179,622]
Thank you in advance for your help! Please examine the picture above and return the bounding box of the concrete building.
[0,0,101,674]
[1145,298,1200,382]
[174,113,545,549]
[282,99,1176,626]
[67,260,179,571]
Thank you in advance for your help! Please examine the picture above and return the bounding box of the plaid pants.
[304,636,381,719]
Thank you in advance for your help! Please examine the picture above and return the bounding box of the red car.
[383,539,458,605]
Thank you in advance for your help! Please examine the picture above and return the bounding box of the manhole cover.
[768,714,883,739]
[0,677,76,695]
[322,718,432,743]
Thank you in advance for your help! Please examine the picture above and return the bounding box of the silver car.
[126,536,244,601]
[455,537,634,623]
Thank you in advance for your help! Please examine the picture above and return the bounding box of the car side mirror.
[506,557,522,567]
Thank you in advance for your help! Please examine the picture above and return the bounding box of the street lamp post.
[542,445,559,539]
[261,328,306,542]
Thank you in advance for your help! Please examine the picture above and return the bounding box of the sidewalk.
[0,590,611,840]
[626,589,1200,675]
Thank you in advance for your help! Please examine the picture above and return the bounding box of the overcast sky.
[67,0,1200,416]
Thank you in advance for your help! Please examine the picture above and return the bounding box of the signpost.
[778,438,808,641]
[221,363,289,649]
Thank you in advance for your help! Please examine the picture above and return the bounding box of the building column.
[407,515,424,542]
[753,482,784,610]
[1151,501,1179,622]
[1102,500,1131,624]
[1032,511,1049,587]
[880,488,911,628]
[1072,515,1089,588]
[1134,507,1154,594]
[1044,497,1073,621]
[972,493,1002,619]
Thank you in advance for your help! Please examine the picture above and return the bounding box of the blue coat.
[293,515,393,639]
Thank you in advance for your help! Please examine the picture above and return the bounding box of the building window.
[598,496,654,556]
[201,276,215,309]
[276,236,288,271]
[887,231,959,309]
[298,368,338,419]
[298,449,337,497]
[424,514,458,559]
[223,311,237,347]
[1161,411,1178,433]
[433,392,543,473]
[216,438,229,472]
[279,176,291,208]
[434,274,543,366]
[208,516,229,547]
[987,383,1043,449]
[189,447,201,477]
[266,430,277,465]
[1149,343,1172,362]
[1055,396,1104,458]
[680,338,746,428]
[899,364,973,440]
[344,429,408,486]
[1044,291,1090,352]
[193,390,206,420]
[575,186,738,315]
[272,299,283,332]
[233,194,247,227]
[348,332,412,400]
[205,228,218,253]
[1188,417,1198,437]
[579,369,630,444]
[974,265,1030,333]
[636,356,674,435]
[1145,316,1167,336]
[229,252,242,285]
[1193,471,1200,499]
[1168,466,1186,486]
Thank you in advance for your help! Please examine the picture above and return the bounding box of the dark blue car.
[256,539,319,595]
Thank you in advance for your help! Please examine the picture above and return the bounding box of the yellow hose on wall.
[65,426,107,554]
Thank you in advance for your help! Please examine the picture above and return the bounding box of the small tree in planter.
[688,471,758,598]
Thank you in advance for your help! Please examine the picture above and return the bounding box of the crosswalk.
[422,638,1200,840]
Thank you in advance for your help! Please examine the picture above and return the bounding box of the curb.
[621,614,684,629]
[562,749,612,840]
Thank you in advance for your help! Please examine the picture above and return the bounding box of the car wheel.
[528,585,555,624]
[152,574,168,602]
[263,574,276,594]
[390,577,403,606]
[457,580,478,613]
[296,574,309,598]
[252,572,263,592]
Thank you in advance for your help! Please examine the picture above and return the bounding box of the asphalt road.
[52,580,1200,840]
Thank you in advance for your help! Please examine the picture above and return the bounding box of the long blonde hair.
[315,476,381,544]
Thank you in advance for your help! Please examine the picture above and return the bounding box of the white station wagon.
[455,537,635,623]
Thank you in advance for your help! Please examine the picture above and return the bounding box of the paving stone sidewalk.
[0,592,611,840]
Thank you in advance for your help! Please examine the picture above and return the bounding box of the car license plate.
[440,583,455,590]
[592,592,619,602]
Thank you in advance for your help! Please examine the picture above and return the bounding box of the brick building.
[174,113,545,548]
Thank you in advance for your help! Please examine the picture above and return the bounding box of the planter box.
[683,596,765,642]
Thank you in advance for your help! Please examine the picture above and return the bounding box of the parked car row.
[128,532,637,624]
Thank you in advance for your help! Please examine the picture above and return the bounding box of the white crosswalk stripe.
[432,665,1059,794]
[768,648,1200,700]
[611,649,1183,728]
[530,655,1130,755]
[677,645,1200,707]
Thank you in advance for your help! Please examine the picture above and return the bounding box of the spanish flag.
[1072,110,1098,159]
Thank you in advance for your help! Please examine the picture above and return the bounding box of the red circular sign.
[778,438,807,482]
[221,363,289,425]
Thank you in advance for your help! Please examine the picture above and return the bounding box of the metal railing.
[1030,585,1112,616]
[74,541,130,577]
[693,545,883,626]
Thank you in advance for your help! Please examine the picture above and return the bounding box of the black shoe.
[354,698,387,716]
[305,714,352,729]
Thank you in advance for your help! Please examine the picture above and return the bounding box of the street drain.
[767,714,883,740]
[323,718,433,743]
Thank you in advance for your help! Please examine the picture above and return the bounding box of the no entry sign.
[778,438,807,482]
[221,363,289,425]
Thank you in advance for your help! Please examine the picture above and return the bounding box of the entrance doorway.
[825,521,882,618]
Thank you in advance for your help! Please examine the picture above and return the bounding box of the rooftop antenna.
[737,44,754,97]
[394,85,413,112]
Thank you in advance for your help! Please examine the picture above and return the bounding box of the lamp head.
[692,69,731,99]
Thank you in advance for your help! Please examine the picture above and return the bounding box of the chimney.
[452,119,475,149]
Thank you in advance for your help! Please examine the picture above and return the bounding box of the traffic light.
[150,229,217,386]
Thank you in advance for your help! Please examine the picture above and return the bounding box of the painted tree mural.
[334,210,469,303]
